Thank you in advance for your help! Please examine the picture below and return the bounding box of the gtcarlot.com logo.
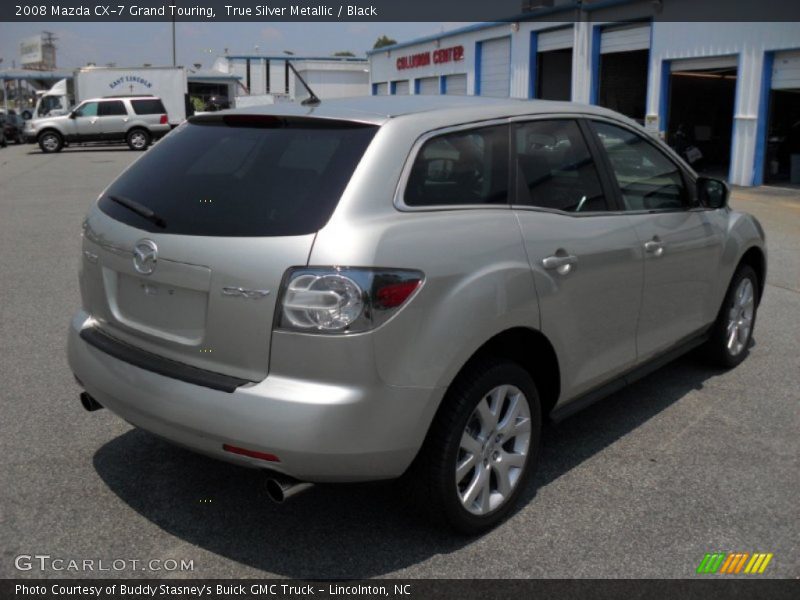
[14,554,194,572]
[696,552,773,574]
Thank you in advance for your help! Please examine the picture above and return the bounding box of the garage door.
[392,80,410,95]
[444,73,467,96]
[600,23,650,54]
[670,56,738,72]
[374,82,388,96]
[418,76,440,95]
[479,37,511,97]
[772,50,800,89]
[538,27,573,52]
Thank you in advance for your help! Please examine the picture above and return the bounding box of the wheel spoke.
[460,430,481,456]
[476,390,502,432]
[512,416,531,437]
[494,461,512,497]
[502,451,526,468]
[478,474,492,513]
[462,463,488,507]
[496,392,521,436]
[455,452,477,483]
[727,323,738,350]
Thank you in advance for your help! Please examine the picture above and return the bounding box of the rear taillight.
[276,267,424,334]
[159,114,168,125]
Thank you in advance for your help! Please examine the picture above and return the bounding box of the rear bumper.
[67,311,442,482]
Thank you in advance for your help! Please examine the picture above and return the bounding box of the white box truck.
[31,66,188,125]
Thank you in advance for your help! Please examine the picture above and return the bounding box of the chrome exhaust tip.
[265,475,313,504]
[79,391,104,412]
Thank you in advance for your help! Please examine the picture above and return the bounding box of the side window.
[515,119,608,212]
[404,125,509,207]
[131,99,167,115]
[74,102,99,117]
[592,121,688,211]
[98,101,127,116]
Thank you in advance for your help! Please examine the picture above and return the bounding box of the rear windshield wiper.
[107,194,166,228]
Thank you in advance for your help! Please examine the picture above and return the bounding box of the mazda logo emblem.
[132,239,158,275]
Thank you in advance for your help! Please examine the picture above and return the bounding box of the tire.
[702,264,759,368]
[411,358,542,534]
[38,131,63,153]
[126,128,151,151]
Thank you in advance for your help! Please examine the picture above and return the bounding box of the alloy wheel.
[130,132,147,149]
[726,277,754,356]
[42,134,59,152]
[456,384,531,515]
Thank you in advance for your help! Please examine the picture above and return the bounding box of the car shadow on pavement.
[93,353,726,579]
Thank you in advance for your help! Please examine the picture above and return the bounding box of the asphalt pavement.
[0,141,797,579]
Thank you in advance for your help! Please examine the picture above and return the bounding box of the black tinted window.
[131,99,167,115]
[592,121,688,211]
[99,117,377,237]
[404,125,509,206]
[99,101,127,116]
[515,120,607,212]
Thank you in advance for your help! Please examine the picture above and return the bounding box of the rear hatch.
[79,114,377,383]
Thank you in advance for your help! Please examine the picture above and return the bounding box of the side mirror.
[69,111,77,119]
[697,176,728,209]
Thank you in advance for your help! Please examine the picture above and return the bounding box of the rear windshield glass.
[130,99,167,115]
[99,117,378,236]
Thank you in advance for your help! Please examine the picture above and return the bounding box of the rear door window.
[98,116,377,236]
[131,99,167,115]
[404,125,509,207]
[99,101,127,116]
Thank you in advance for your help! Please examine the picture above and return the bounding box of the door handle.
[542,253,578,275]
[644,239,665,257]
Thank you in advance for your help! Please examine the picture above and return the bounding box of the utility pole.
[171,3,177,66]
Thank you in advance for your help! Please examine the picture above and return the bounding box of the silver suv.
[67,97,766,533]
[26,96,171,153]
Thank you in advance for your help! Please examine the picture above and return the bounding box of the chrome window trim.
[392,111,710,215]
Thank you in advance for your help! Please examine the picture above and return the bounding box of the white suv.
[26,96,171,153]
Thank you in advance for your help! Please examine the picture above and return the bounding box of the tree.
[373,35,397,49]
[334,51,355,57]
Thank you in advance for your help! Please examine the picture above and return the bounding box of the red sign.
[396,45,464,70]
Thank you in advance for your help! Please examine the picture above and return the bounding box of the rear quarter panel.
[310,118,540,390]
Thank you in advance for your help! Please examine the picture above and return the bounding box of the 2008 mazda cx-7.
[68,96,766,533]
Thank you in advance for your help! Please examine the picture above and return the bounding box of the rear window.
[130,99,167,115]
[98,116,377,236]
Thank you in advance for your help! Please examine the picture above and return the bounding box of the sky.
[0,22,471,69]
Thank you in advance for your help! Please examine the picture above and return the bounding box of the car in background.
[68,97,766,533]
[0,120,6,147]
[0,110,25,144]
[25,96,171,153]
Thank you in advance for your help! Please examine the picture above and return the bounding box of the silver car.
[67,97,766,533]
[26,96,171,153]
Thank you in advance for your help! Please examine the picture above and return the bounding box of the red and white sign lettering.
[396,45,464,70]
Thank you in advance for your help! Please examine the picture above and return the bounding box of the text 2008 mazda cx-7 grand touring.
[68,96,766,533]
